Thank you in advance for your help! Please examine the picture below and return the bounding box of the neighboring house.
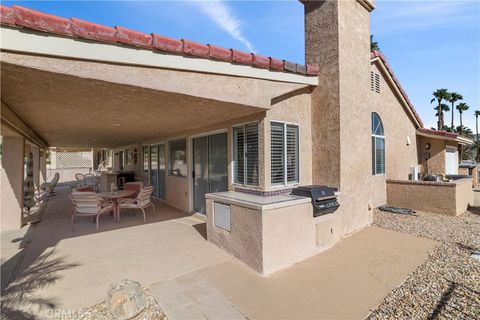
[0,1,473,273]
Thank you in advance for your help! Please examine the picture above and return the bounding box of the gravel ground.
[60,288,167,320]
[368,208,480,320]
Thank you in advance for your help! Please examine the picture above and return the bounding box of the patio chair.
[84,173,99,191]
[70,192,113,231]
[118,186,155,222]
[40,172,60,196]
[75,173,86,188]
[123,182,144,199]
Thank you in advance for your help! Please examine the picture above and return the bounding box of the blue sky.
[3,0,479,131]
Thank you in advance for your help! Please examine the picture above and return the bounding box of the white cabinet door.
[445,147,458,174]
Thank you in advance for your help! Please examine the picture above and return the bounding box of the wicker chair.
[118,186,155,222]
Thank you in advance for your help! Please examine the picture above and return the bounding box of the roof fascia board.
[0,27,318,86]
[372,57,422,128]
[416,131,457,142]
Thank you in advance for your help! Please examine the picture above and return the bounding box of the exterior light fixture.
[425,143,431,150]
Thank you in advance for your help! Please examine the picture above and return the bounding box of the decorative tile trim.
[234,187,293,197]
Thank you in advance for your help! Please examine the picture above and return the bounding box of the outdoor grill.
[291,185,339,217]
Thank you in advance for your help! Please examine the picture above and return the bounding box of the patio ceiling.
[0,57,307,148]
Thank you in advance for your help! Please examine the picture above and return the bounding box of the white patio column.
[31,144,40,189]
[40,148,47,184]
[1,135,25,231]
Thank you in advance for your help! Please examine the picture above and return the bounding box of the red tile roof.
[371,50,424,128]
[417,128,459,139]
[0,5,320,77]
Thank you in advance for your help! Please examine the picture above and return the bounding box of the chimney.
[300,0,375,231]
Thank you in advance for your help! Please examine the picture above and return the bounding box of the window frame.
[232,121,260,187]
[168,137,188,178]
[270,120,300,187]
[371,112,385,176]
[142,145,149,173]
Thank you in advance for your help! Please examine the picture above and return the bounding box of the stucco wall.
[261,202,315,275]
[304,0,374,238]
[206,198,264,273]
[206,197,328,276]
[262,91,313,190]
[417,137,458,176]
[368,62,420,207]
[386,179,472,216]
[1,135,25,231]
[337,0,374,235]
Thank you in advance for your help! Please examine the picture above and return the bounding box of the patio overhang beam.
[0,26,317,86]
[1,101,47,148]
[416,130,473,146]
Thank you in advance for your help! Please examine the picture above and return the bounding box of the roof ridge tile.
[115,25,152,48]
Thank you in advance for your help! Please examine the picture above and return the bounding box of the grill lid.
[291,185,336,201]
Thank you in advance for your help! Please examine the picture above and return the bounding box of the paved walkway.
[1,186,438,319]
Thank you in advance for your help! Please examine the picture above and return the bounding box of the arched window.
[371,112,385,175]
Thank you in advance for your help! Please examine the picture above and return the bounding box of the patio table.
[98,190,136,222]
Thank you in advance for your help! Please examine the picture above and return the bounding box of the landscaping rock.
[106,280,146,320]
[368,209,480,319]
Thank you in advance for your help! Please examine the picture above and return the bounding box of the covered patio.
[1,184,438,319]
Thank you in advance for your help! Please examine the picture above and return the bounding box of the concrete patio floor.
[2,186,438,319]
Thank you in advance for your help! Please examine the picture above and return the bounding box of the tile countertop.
[206,191,311,211]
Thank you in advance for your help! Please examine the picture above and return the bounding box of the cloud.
[196,0,255,52]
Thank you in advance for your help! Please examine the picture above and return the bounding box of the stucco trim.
[0,26,318,86]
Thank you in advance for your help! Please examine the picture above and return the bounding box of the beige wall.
[337,0,374,235]
[206,199,264,273]
[206,197,330,276]
[261,202,317,275]
[387,179,473,216]
[368,62,420,207]
[417,137,458,176]
[262,90,313,190]
[1,134,25,231]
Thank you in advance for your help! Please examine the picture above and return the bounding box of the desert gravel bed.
[368,209,480,320]
[60,288,166,320]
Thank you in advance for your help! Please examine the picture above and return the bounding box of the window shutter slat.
[271,122,285,185]
[245,123,259,186]
[233,126,245,184]
[286,125,299,183]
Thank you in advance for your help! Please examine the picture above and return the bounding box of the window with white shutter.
[168,138,187,177]
[271,122,285,185]
[233,123,259,186]
[371,112,385,175]
[271,122,299,186]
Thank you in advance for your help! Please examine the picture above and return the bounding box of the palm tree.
[431,89,449,130]
[455,125,473,137]
[434,103,450,117]
[475,110,480,162]
[456,102,469,135]
[370,35,379,51]
[447,92,463,130]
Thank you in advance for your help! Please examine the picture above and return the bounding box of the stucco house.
[0,1,473,275]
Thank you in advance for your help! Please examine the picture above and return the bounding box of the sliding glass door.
[193,133,228,214]
[149,144,165,200]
